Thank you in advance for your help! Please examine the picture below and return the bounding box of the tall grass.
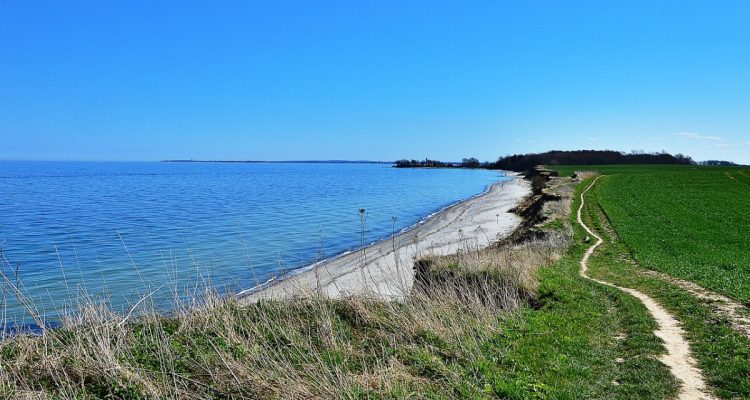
[0,272,525,398]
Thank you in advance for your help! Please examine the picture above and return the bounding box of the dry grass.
[0,279,519,398]
[417,230,570,308]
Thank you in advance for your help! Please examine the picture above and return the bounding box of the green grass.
[548,164,750,304]
[578,176,750,398]
[486,243,677,399]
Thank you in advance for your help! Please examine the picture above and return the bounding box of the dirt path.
[577,177,715,400]
[641,269,750,339]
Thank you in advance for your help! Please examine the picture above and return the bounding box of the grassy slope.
[549,166,750,398]
[421,177,678,399]
[492,232,677,399]
[0,262,678,399]
[443,177,678,399]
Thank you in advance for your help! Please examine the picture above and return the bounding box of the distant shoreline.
[161,159,393,164]
[161,159,487,169]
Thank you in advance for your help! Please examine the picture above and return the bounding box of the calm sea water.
[0,161,506,326]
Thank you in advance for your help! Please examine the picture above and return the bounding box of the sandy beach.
[240,173,531,302]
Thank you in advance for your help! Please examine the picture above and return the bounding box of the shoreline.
[239,173,505,293]
[239,172,531,302]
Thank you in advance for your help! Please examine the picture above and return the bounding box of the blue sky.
[2,1,749,163]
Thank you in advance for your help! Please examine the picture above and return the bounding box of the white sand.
[239,173,530,302]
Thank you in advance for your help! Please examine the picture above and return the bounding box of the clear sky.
[2,1,749,163]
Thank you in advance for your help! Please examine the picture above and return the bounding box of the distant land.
[162,159,393,164]
[161,152,743,168]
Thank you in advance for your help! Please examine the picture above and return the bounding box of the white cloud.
[675,132,723,141]
[587,137,599,142]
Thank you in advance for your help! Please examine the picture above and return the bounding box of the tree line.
[394,158,483,168]
[395,150,697,171]
[486,150,695,171]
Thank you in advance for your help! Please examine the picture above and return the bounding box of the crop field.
[550,164,750,304]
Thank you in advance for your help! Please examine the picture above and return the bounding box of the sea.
[0,161,508,327]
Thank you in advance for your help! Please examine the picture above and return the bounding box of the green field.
[549,165,750,304]
[575,174,750,398]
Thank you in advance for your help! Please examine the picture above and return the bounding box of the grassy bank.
[1,273,530,398]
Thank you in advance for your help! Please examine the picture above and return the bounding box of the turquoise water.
[0,161,506,327]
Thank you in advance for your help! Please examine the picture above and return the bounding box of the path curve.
[641,269,750,339]
[577,176,714,400]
